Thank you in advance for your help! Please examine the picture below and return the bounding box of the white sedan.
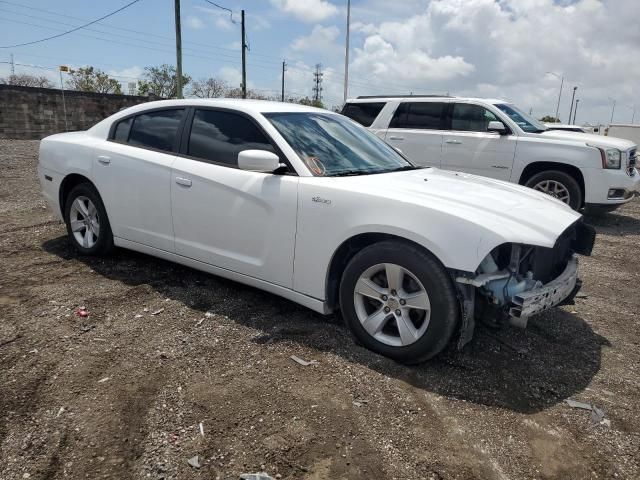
[38,99,595,363]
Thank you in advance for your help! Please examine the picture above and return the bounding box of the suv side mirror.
[487,121,507,134]
[238,150,282,173]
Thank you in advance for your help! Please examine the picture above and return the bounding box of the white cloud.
[218,66,242,87]
[291,25,340,52]
[270,0,338,23]
[186,15,205,29]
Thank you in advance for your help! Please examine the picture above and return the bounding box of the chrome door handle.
[175,177,192,187]
[388,136,404,141]
[97,155,111,164]
[445,139,462,144]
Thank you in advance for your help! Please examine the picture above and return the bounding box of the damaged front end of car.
[453,219,596,349]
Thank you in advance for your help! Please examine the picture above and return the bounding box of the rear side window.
[341,102,385,127]
[451,103,499,132]
[113,117,132,142]
[187,109,275,166]
[128,109,184,152]
[390,102,445,130]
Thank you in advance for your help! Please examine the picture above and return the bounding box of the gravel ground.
[1,139,639,480]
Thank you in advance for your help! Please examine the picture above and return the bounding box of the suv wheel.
[339,241,459,363]
[64,183,114,256]
[525,170,582,210]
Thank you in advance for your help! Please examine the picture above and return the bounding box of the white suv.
[342,96,639,212]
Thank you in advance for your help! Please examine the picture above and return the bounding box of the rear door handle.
[175,177,192,187]
[445,139,462,144]
[97,155,111,165]
[388,136,404,141]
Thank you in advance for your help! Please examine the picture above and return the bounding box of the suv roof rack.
[355,94,453,99]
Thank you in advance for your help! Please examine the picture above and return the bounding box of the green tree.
[66,67,122,94]
[137,64,191,99]
[539,115,560,123]
[296,97,325,109]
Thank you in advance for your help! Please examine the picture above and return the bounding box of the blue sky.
[1,0,638,124]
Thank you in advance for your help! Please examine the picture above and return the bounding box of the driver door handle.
[97,155,111,164]
[175,177,192,187]
[445,139,462,144]
[388,136,404,141]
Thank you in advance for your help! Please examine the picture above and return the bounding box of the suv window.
[390,102,445,130]
[187,109,275,166]
[128,109,184,152]
[451,103,498,132]
[341,102,385,127]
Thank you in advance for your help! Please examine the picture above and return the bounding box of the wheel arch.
[58,173,101,218]
[325,232,451,311]
[518,161,585,207]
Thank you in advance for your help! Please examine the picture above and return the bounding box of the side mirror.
[487,121,507,134]
[238,150,282,173]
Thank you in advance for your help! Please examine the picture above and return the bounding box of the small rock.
[187,455,201,469]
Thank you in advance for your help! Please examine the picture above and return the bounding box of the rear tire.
[339,241,459,364]
[525,170,582,211]
[64,183,114,256]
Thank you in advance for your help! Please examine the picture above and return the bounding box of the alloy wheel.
[69,196,100,249]
[532,179,571,204]
[353,263,431,347]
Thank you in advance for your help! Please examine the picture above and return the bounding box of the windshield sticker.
[305,156,326,176]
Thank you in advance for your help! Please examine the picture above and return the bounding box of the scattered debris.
[80,324,95,333]
[205,311,215,318]
[290,355,318,366]
[565,399,607,424]
[97,377,110,383]
[187,455,201,469]
[240,473,274,480]
[151,308,165,315]
[75,307,89,318]
[199,422,205,437]
[195,317,205,326]
[134,314,143,319]
[576,292,588,299]
[56,407,65,418]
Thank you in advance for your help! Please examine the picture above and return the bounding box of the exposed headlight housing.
[603,148,622,169]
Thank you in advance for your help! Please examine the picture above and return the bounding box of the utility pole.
[343,0,350,104]
[568,86,577,125]
[572,99,579,124]
[313,64,323,104]
[10,53,15,76]
[58,65,69,131]
[174,0,183,98]
[241,9,247,99]
[281,60,286,102]
[610,98,616,124]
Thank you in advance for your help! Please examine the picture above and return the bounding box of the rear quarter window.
[341,102,385,127]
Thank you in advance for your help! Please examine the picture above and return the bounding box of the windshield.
[494,103,547,133]
[264,112,415,176]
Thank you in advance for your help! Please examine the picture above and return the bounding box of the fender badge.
[312,196,331,205]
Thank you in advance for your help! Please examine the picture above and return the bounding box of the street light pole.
[568,86,577,125]
[343,0,351,104]
[572,99,579,125]
[609,98,616,124]
[546,72,563,121]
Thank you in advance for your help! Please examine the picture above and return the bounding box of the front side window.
[451,103,499,132]
[187,109,275,166]
[341,102,385,127]
[494,103,547,133]
[128,109,184,152]
[265,112,415,177]
[390,102,445,130]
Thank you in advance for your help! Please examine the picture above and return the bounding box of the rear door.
[441,102,517,180]
[170,108,299,288]
[383,101,448,167]
[93,108,185,252]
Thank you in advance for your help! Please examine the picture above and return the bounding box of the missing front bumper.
[509,254,580,326]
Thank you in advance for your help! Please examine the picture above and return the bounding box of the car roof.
[345,96,508,104]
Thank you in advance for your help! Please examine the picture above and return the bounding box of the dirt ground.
[0,139,639,480]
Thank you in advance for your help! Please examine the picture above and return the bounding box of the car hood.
[330,168,581,249]
[538,130,636,150]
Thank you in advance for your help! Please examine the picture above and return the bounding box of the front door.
[171,109,298,288]
[441,102,517,180]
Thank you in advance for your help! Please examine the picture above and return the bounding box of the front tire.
[64,183,114,256]
[525,170,582,210]
[339,241,459,364]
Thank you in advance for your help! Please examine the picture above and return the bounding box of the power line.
[202,0,236,24]
[0,0,143,48]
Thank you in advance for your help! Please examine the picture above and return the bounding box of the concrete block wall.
[0,85,155,140]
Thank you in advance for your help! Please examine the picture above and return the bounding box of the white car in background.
[342,96,639,213]
[544,123,588,133]
[38,99,594,363]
